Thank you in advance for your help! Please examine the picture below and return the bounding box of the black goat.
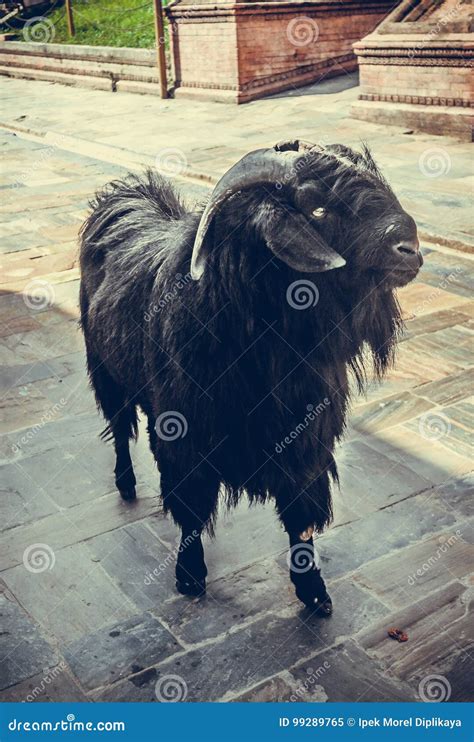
[79,140,422,613]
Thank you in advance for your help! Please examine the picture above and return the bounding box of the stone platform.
[352,0,474,141]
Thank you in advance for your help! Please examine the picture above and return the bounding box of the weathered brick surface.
[168,1,393,102]
[352,0,473,138]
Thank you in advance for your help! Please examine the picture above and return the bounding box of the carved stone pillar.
[166,0,395,103]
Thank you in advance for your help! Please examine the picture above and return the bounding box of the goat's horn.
[274,139,323,154]
[190,145,311,280]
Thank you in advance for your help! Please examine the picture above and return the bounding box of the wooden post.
[65,0,75,37]
[153,0,168,99]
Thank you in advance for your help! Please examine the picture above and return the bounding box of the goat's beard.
[373,267,420,290]
[347,279,404,391]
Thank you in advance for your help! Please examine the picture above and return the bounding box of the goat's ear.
[262,210,345,273]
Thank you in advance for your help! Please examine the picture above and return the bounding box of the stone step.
[0,41,155,65]
[0,65,112,91]
[0,52,161,84]
[352,99,473,143]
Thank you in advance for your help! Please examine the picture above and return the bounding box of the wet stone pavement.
[0,127,473,704]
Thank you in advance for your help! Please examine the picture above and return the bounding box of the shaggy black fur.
[79,142,421,609]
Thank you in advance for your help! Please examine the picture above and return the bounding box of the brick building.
[166,0,394,103]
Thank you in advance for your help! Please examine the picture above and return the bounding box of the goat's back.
[79,171,192,394]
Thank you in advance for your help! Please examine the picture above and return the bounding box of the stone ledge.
[359,93,472,108]
[175,53,357,103]
[0,41,155,66]
[0,65,113,91]
[0,41,162,93]
[352,99,474,142]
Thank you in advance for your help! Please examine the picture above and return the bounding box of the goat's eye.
[312,208,326,219]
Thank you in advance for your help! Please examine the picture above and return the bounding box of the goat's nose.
[393,240,423,268]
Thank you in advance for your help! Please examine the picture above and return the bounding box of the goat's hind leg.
[87,354,138,500]
[288,529,332,615]
[110,408,138,501]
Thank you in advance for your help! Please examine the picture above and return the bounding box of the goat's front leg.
[175,524,207,596]
[287,528,332,615]
[161,466,219,597]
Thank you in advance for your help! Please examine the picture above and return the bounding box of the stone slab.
[2,542,140,644]
[349,392,434,437]
[334,439,431,523]
[64,611,182,691]
[353,530,474,608]
[402,309,471,341]
[357,582,471,681]
[0,594,58,691]
[85,521,179,612]
[160,558,292,645]
[287,641,416,703]
[0,664,87,702]
[310,491,459,581]
[96,579,389,702]
[414,369,473,407]
[430,475,474,520]
[357,426,473,488]
[0,487,161,571]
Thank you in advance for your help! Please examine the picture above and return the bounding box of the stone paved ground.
[1,76,472,251]
[0,78,473,704]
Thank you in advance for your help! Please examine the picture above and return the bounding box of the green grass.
[46,0,162,48]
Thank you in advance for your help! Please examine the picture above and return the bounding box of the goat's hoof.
[299,593,332,616]
[295,586,332,615]
[311,595,333,616]
[119,487,136,501]
[176,578,206,597]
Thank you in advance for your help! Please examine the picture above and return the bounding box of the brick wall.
[352,36,473,140]
[167,1,394,103]
[356,39,473,106]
